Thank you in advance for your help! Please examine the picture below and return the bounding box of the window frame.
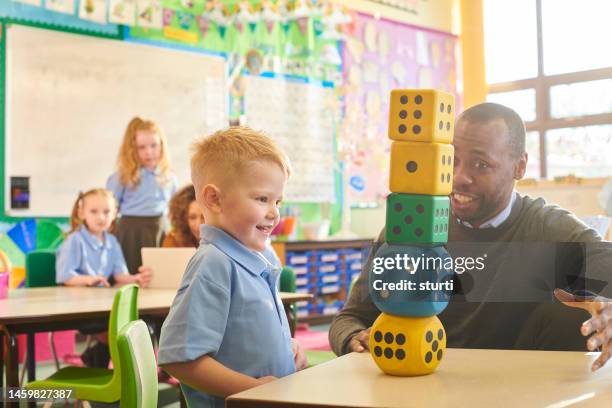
[486,0,612,179]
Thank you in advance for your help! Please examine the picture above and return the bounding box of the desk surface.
[0,287,310,325]
[227,349,612,408]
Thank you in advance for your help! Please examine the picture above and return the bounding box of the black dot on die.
[384,332,394,344]
[393,226,401,235]
[435,209,439,216]
[398,124,407,134]
[445,209,449,216]
[438,329,444,340]
[416,204,424,214]
[415,228,423,237]
[399,110,408,119]
[448,155,453,165]
[444,224,448,232]
[394,203,403,212]
[374,331,383,342]
[406,161,418,173]
[447,105,452,114]
[440,103,444,112]
[413,125,421,134]
[438,121,443,130]
[432,340,439,352]
[400,95,408,104]
[446,122,451,131]
[415,95,423,104]
[447,173,451,183]
[414,110,422,119]
[384,348,394,359]
[404,215,413,225]
[440,174,445,183]
[374,346,382,357]
[437,349,443,360]
[426,331,433,342]
[442,156,446,165]
[396,349,406,360]
[425,351,432,363]
[434,225,439,233]
[396,334,406,345]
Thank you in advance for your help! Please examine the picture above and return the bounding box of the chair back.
[108,284,140,388]
[25,249,57,288]
[118,320,158,408]
[280,266,296,293]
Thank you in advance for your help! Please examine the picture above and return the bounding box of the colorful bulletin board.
[340,12,461,206]
[244,74,337,202]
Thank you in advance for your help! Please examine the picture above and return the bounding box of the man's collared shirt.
[106,167,177,216]
[158,224,295,408]
[460,191,517,229]
[56,225,128,284]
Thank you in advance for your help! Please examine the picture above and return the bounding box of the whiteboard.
[5,24,227,217]
[244,75,336,202]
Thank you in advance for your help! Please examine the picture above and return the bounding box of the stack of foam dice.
[368,89,455,376]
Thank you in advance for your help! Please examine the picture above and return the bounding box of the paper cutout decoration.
[79,0,108,24]
[109,0,136,25]
[45,0,75,15]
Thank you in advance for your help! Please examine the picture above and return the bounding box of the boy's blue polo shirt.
[158,225,295,408]
[56,226,128,284]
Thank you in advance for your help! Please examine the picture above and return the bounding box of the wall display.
[244,74,336,202]
[340,12,461,205]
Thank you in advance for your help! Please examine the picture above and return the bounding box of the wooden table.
[227,349,612,407]
[0,287,310,407]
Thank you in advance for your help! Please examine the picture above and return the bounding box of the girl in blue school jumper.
[56,188,152,367]
[106,117,177,275]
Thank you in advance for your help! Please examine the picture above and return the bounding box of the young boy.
[158,127,307,407]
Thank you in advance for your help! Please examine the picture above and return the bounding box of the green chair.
[25,248,58,288]
[25,284,140,404]
[23,249,61,383]
[117,320,158,408]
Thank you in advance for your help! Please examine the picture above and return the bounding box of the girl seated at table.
[56,188,152,367]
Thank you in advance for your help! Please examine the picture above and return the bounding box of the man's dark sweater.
[329,194,611,355]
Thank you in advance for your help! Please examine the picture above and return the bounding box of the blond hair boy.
[158,127,306,408]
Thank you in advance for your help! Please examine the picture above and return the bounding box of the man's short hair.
[458,102,526,156]
[191,126,291,193]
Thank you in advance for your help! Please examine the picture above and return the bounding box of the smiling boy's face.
[217,160,287,252]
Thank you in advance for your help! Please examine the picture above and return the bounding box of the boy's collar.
[200,224,270,276]
[78,225,111,250]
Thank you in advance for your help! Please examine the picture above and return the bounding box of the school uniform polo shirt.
[158,225,295,408]
[55,226,128,284]
[106,167,177,216]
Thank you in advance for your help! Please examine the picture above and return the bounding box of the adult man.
[329,103,612,370]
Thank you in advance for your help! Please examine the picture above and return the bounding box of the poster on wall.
[136,0,162,29]
[78,0,107,23]
[109,0,136,25]
[45,0,74,14]
[341,12,461,206]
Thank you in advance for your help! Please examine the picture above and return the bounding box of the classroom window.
[486,89,536,123]
[549,79,612,119]
[484,0,612,179]
[546,125,612,178]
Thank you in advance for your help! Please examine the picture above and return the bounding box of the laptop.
[141,247,197,289]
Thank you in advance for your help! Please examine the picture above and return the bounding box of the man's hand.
[555,288,612,371]
[349,328,371,353]
[291,338,308,370]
